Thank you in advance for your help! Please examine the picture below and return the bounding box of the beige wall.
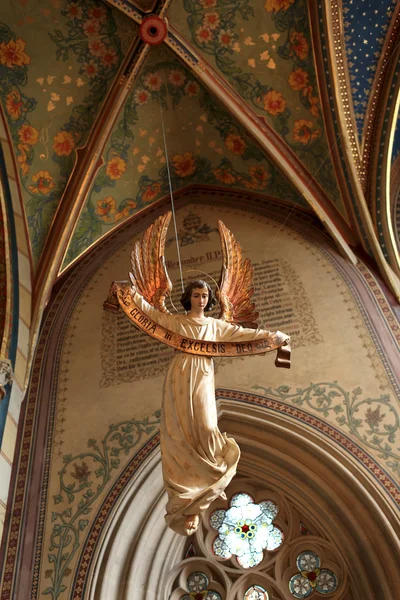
[29,201,399,596]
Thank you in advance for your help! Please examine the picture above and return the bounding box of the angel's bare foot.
[219,492,227,500]
[185,514,199,531]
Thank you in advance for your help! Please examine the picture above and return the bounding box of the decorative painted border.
[363,6,400,187]
[316,0,361,173]
[373,58,400,264]
[71,434,160,598]
[311,1,371,255]
[1,194,399,599]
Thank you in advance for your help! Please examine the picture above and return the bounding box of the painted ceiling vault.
[0,0,400,325]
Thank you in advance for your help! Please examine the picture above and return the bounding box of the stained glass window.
[210,493,283,568]
[288,551,338,597]
[244,584,269,600]
[180,571,222,600]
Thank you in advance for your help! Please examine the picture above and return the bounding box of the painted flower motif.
[82,60,98,78]
[96,196,116,222]
[172,152,196,178]
[214,168,236,184]
[134,88,151,105]
[106,156,127,180]
[168,69,186,87]
[203,12,220,30]
[196,26,213,45]
[18,124,39,145]
[302,86,320,117]
[88,39,106,57]
[66,2,83,20]
[142,182,162,203]
[53,130,75,156]
[288,68,309,91]
[290,31,309,61]
[246,166,270,190]
[70,461,91,482]
[5,90,23,120]
[17,144,30,176]
[224,132,246,155]
[293,120,319,144]
[88,5,107,22]
[144,71,163,91]
[115,199,137,222]
[210,493,283,568]
[218,30,234,48]
[200,0,217,7]
[365,405,385,427]
[185,81,200,97]
[83,19,101,37]
[263,90,287,115]
[28,170,55,195]
[264,0,295,12]
[0,38,30,68]
[102,47,118,68]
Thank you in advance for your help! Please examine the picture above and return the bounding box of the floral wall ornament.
[253,381,400,478]
[288,551,338,598]
[42,411,161,600]
[210,493,283,568]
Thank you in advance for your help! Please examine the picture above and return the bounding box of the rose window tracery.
[168,481,348,600]
[288,551,338,597]
[180,571,222,600]
[244,584,269,599]
[210,493,283,568]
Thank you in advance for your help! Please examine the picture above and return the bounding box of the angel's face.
[190,287,209,312]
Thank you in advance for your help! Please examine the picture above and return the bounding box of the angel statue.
[105,212,290,536]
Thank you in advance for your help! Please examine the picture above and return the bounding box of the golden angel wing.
[217,220,259,327]
[130,211,172,314]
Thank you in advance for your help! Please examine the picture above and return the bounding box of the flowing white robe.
[134,292,275,535]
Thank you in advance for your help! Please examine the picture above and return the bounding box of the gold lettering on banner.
[101,256,318,387]
[115,286,286,359]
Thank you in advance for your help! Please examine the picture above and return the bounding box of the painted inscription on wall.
[100,257,321,387]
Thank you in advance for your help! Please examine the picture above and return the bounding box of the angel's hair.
[180,280,217,312]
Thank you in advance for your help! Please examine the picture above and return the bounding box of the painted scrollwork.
[253,381,400,478]
[43,411,160,599]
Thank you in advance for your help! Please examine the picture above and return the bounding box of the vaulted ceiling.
[0,0,400,331]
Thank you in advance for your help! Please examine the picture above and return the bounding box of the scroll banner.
[104,282,291,368]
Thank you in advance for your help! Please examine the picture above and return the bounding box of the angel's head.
[180,280,217,313]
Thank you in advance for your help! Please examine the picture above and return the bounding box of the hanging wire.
[154,29,400,317]
[184,268,221,294]
[158,88,185,293]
